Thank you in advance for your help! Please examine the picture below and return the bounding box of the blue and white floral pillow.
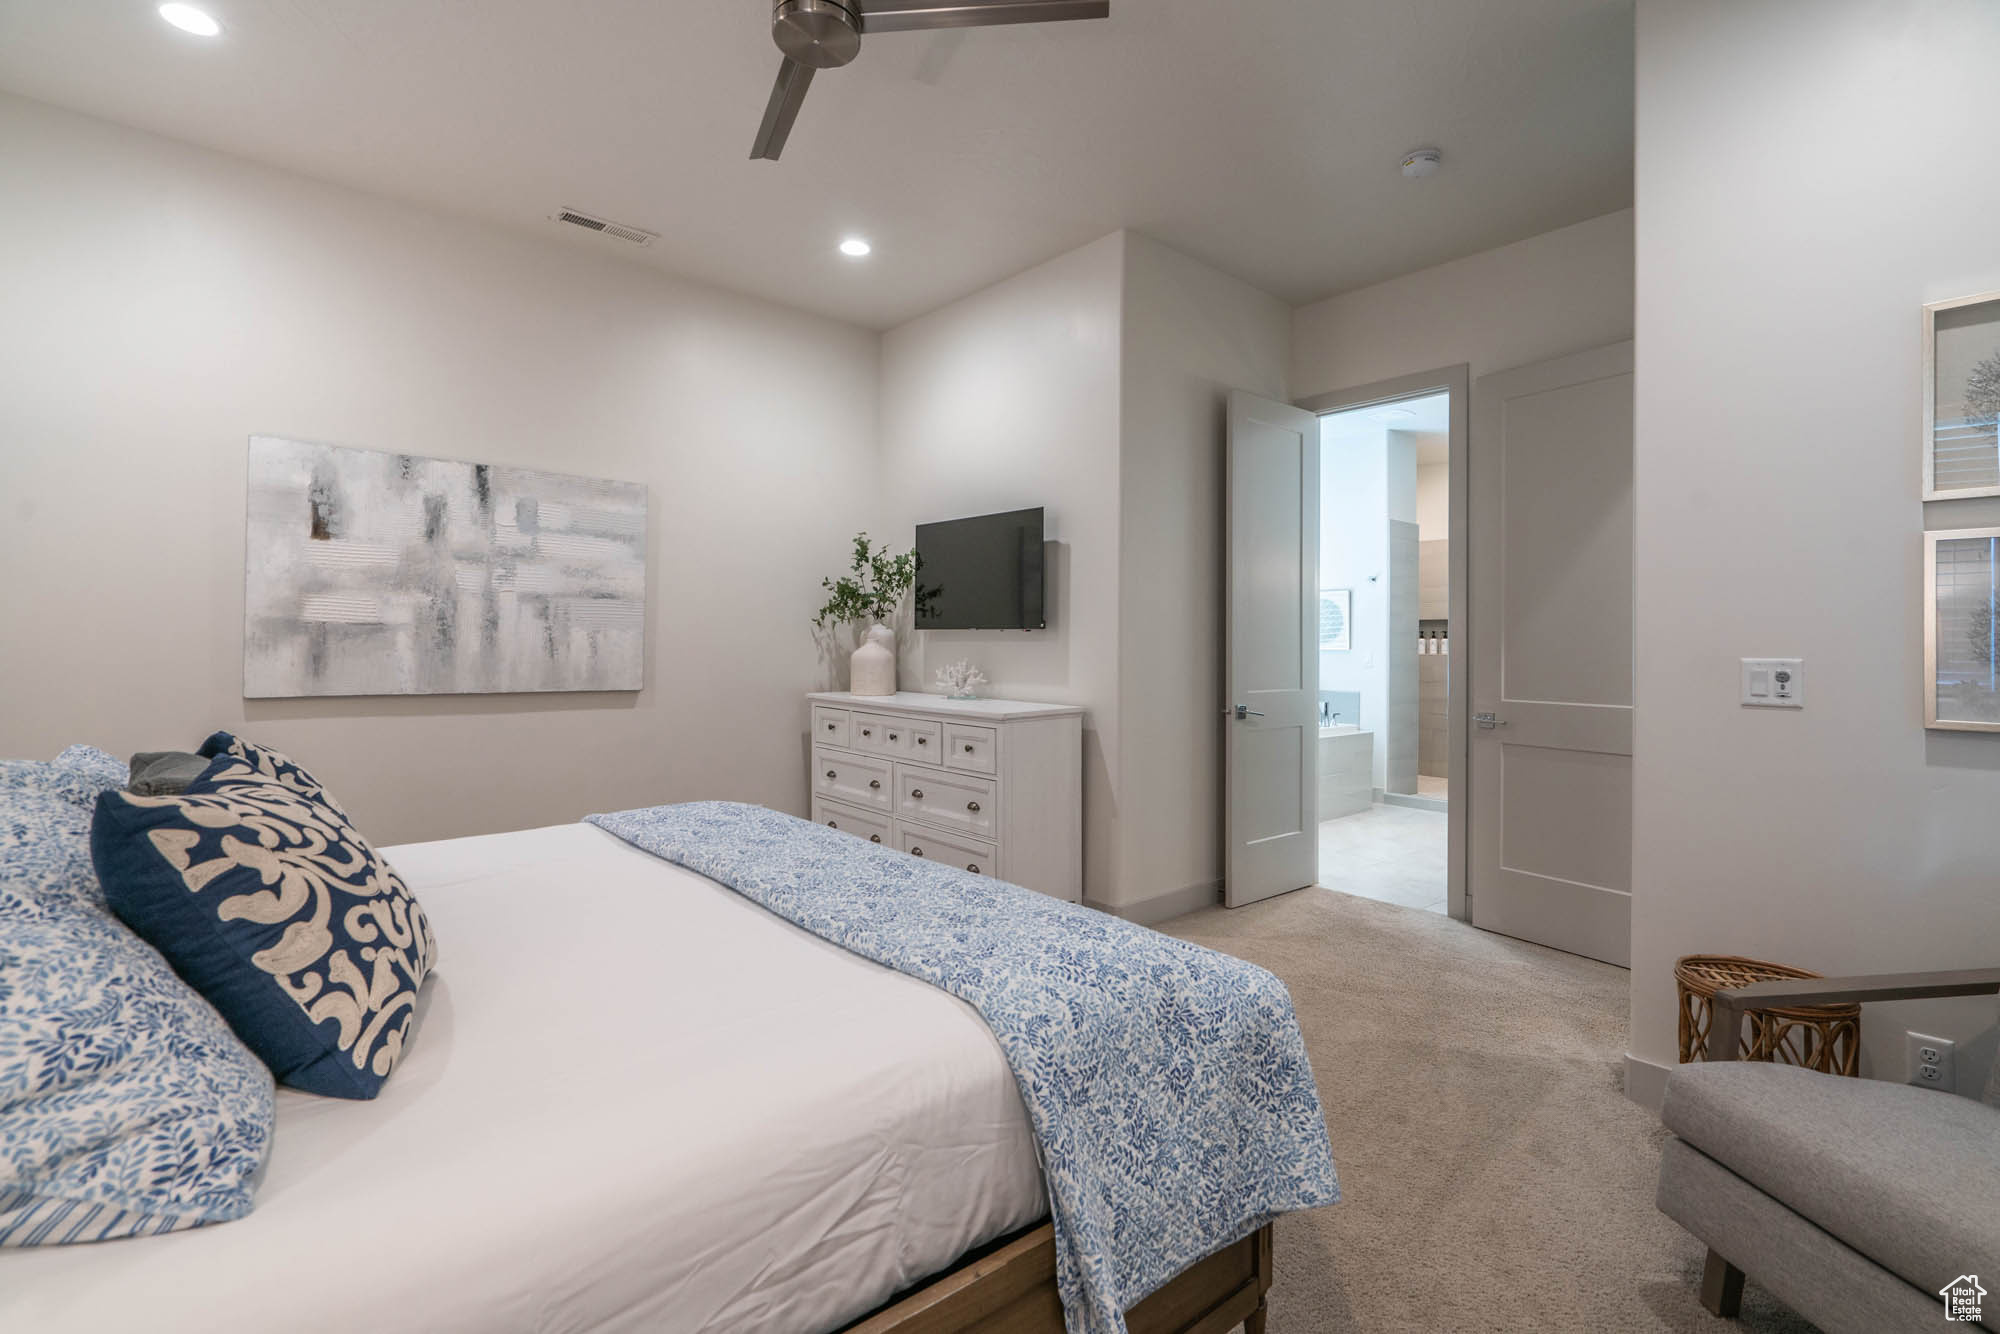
[92,732,438,1100]
[1,749,275,1246]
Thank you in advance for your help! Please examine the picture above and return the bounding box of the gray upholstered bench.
[1656,967,2000,1333]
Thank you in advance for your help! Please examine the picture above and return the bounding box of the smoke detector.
[1400,147,1442,179]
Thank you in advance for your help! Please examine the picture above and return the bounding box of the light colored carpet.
[1163,888,1818,1334]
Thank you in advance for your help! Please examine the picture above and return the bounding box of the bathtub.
[1318,727,1374,820]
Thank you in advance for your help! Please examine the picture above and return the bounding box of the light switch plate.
[1741,658,1803,708]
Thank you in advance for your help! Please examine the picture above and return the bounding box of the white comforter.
[0,823,1046,1333]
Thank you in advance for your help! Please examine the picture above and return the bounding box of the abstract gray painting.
[244,437,646,697]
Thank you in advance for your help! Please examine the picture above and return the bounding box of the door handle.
[1474,712,1507,730]
[1226,705,1266,720]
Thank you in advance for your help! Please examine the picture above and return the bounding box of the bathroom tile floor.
[1317,802,1448,914]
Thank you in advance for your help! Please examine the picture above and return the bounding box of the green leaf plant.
[812,533,938,629]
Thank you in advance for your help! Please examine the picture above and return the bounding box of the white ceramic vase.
[849,623,897,696]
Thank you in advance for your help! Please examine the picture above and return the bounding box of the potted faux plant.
[813,534,934,696]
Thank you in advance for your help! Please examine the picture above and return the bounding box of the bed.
[0,820,1299,1333]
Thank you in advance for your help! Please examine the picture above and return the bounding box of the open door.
[1467,342,1634,963]
[1224,390,1320,907]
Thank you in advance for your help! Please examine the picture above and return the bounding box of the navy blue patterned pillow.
[90,733,438,1099]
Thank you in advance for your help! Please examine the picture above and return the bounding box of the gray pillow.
[126,751,212,796]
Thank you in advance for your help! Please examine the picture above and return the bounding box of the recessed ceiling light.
[159,3,221,36]
[838,237,872,258]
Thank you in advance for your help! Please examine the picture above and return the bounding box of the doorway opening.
[1304,375,1464,917]
[1220,366,1466,914]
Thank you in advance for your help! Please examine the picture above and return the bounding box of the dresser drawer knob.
[889,732,899,741]
[825,722,835,731]
[870,834,881,843]
[825,769,836,779]
[911,846,924,857]
[916,736,927,746]
[869,779,881,789]
[911,788,924,799]
[963,743,974,753]
[826,820,838,828]
[967,800,981,813]
[861,728,871,737]
[966,864,980,874]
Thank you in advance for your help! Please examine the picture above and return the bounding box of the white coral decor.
[934,659,988,700]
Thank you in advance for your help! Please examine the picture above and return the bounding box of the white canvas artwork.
[244,437,646,697]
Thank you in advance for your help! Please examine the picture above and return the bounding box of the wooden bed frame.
[839,1222,1272,1334]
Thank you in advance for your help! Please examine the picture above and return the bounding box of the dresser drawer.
[904,718,942,760]
[895,764,997,839]
[895,822,997,878]
[944,722,997,774]
[811,706,851,748]
[811,798,891,847]
[813,747,892,811]
[850,712,916,756]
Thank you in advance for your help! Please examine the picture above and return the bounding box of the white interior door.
[1468,343,1634,964]
[1225,390,1320,907]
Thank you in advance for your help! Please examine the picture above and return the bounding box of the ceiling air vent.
[551,208,657,247]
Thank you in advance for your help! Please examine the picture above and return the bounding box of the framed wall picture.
[1926,527,2000,731]
[1923,290,2000,499]
[243,437,647,697]
[1318,588,1352,652]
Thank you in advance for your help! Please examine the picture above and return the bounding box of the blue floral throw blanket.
[586,802,1339,1334]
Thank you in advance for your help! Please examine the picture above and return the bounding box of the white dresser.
[806,691,1084,901]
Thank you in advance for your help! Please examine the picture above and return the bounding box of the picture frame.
[1318,588,1351,652]
[1922,290,2000,500]
[1925,527,2000,732]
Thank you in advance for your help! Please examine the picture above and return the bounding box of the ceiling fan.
[750,0,1110,160]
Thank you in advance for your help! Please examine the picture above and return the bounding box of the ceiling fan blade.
[855,0,1108,35]
[750,58,817,160]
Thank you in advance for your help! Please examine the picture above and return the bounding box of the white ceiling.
[1322,390,1451,462]
[0,0,1634,330]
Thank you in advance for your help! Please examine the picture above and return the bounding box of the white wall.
[880,233,1127,898]
[1320,423,1390,764]
[0,93,881,846]
[1293,208,1633,397]
[881,229,1288,915]
[1117,232,1291,916]
[1631,0,2000,1091]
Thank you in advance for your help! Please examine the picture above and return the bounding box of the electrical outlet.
[1907,1031,1956,1091]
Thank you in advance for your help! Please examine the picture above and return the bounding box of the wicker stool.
[1675,955,1860,1076]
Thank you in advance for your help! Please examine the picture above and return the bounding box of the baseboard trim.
[1089,880,1222,927]
[1380,791,1447,813]
[1623,1052,1673,1114]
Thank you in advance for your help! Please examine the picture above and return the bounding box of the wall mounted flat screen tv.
[915,508,1046,630]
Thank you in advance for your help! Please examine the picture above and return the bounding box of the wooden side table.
[1675,954,1861,1076]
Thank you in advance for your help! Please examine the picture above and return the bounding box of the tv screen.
[914,508,1046,631]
